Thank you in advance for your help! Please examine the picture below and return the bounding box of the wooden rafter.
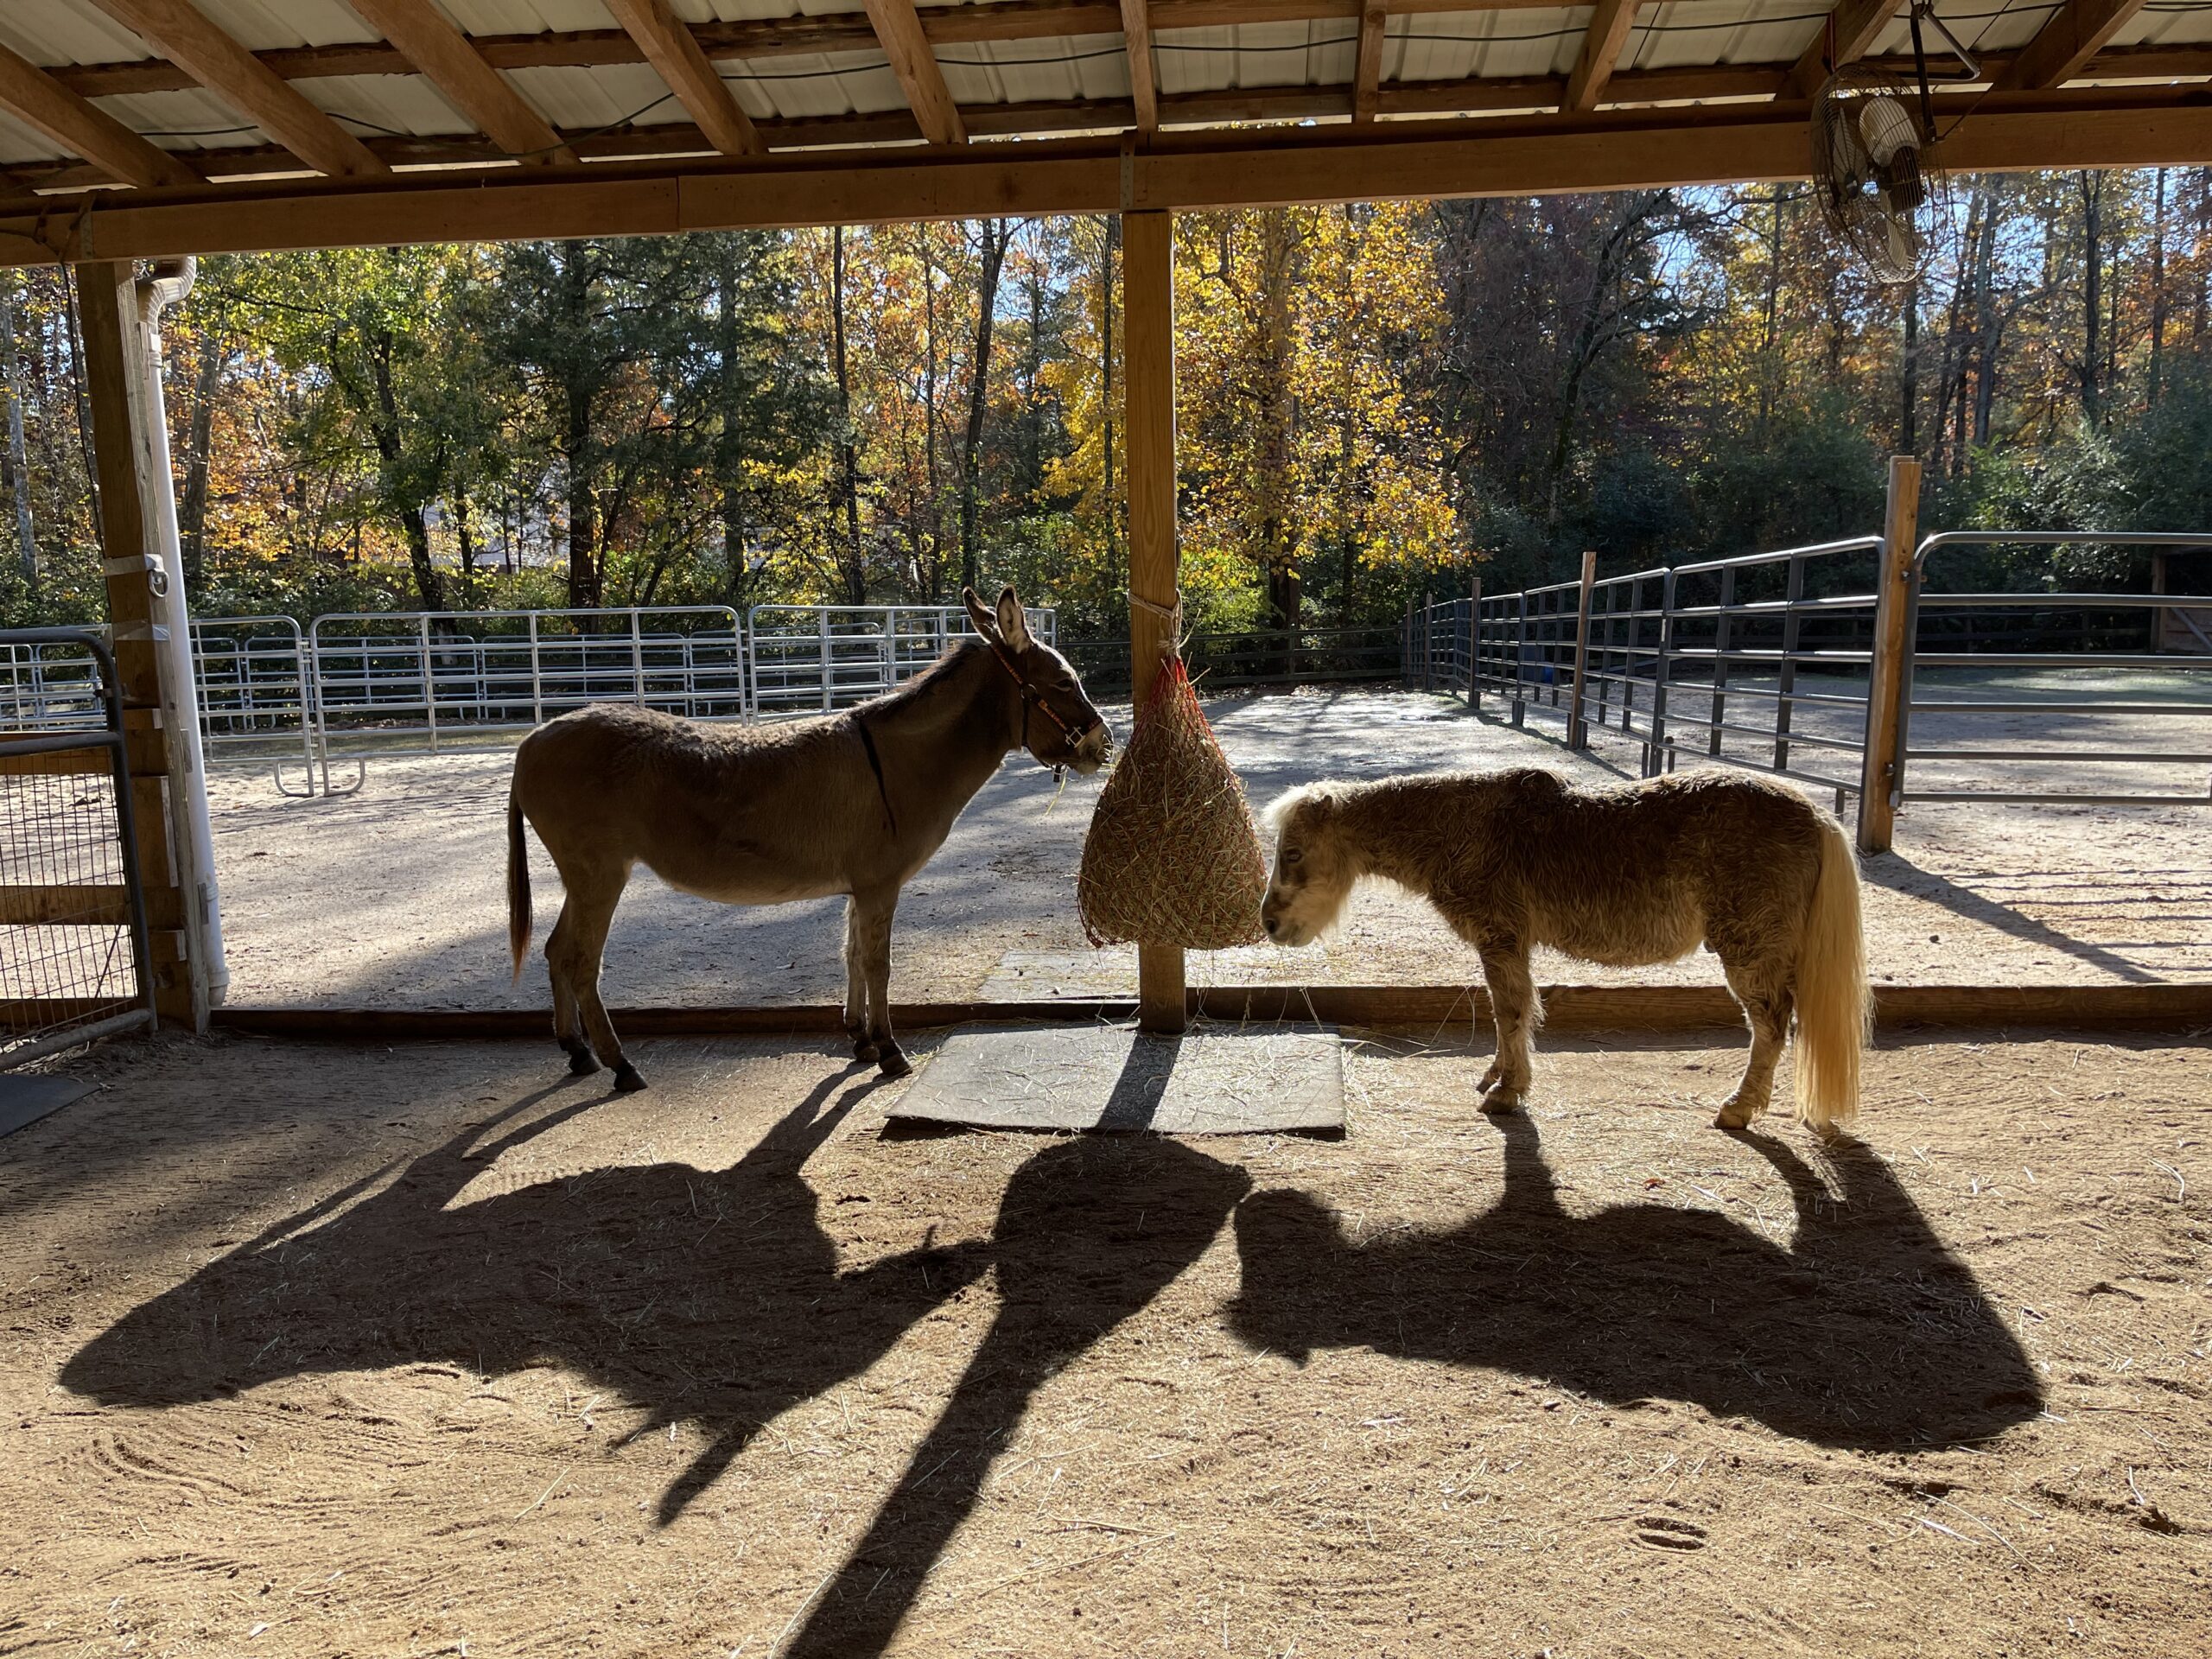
[601,0,764,156]
[1562,0,1640,114]
[1353,1,1388,124]
[861,0,967,145]
[1781,0,1905,100]
[0,40,200,189]
[341,0,572,163]
[1993,0,2148,91]
[5,99,2208,268]
[84,0,387,178]
[1121,0,1159,137]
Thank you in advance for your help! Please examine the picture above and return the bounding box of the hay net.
[1078,653,1268,950]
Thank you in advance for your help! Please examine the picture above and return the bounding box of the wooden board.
[885,1022,1344,1135]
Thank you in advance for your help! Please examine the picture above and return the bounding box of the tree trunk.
[959,218,1010,597]
[715,241,753,610]
[2150,168,2169,408]
[1102,215,1118,595]
[1898,276,1919,456]
[368,333,444,613]
[2079,172,2102,424]
[1757,188,1784,432]
[831,225,865,607]
[1256,212,1300,636]
[178,328,221,594]
[0,273,36,591]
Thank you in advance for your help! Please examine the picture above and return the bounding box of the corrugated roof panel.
[88,86,275,154]
[1386,9,1589,87]
[293,73,486,140]
[1154,22,1361,97]
[439,0,626,32]
[0,0,160,67]
[938,33,1131,109]
[191,0,381,53]
[2115,4,2212,51]
[1630,1,1830,76]
[1865,3,2055,61]
[729,53,910,119]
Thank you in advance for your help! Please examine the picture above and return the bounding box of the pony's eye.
[1282,847,1303,865]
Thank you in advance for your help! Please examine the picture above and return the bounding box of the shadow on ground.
[1228,1111,2042,1452]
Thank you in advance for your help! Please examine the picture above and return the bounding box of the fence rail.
[0,629,156,1070]
[1412,512,2212,847]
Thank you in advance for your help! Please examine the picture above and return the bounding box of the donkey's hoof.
[612,1061,648,1094]
[877,1046,913,1080]
[1479,1083,1524,1115]
[566,1047,601,1077]
[851,1037,880,1064]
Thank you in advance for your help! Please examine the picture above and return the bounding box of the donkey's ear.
[963,586,1001,642]
[994,585,1033,651]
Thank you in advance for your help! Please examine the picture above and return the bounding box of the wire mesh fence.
[0,630,155,1068]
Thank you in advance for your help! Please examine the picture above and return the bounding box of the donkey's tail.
[1792,812,1869,1128]
[507,791,531,985]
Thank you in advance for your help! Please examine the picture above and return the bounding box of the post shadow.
[62,1065,993,1525]
[1228,1110,2041,1451]
[1860,850,2164,982]
[779,1135,1249,1658]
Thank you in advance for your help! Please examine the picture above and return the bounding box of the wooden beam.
[1353,0,1388,124]
[1993,0,2148,91]
[340,0,572,163]
[861,0,968,145]
[85,0,387,179]
[601,0,764,157]
[1122,0,1159,138]
[1122,209,1185,1033]
[1782,0,1905,100]
[0,41,200,189]
[7,102,2212,265]
[1857,454,1920,855]
[1563,0,1640,114]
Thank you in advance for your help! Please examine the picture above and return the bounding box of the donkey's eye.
[1282,847,1303,866]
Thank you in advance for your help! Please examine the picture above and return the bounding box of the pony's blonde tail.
[1792,813,1869,1128]
[507,791,531,984]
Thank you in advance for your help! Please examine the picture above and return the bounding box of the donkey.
[506,586,1109,1090]
[1260,768,1868,1129]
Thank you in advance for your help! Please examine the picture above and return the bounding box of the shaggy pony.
[1261,768,1868,1129]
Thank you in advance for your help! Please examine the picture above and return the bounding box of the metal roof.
[1,0,2207,183]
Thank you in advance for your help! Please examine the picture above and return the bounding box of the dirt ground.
[4,1027,2207,1656]
[204,687,2212,1014]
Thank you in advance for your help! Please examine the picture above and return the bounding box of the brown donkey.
[507,587,1109,1090]
[1261,769,1869,1129]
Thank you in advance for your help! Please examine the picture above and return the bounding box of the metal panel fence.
[0,630,156,1068]
[1412,525,2212,845]
[748,605,1054,715]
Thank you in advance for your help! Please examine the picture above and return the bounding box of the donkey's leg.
[854,887,909,1078]
[842,898,878,1065]
[544,901,597,1077]
[548,864,645,1093]
[1475,939,1539,1113]
[1715,955,1794,1130]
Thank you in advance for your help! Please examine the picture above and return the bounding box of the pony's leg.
[547,866,645,1093]
[842,898,878,1065]
[1475,940,1538,1113]
[1715,956,1793,1129]
[854,887,909,1079]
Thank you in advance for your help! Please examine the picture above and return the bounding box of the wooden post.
[1122,210,1185,1034]
[1857,454,1921,855]
[1466,576,1480,707]
[1565,549,1597,748]
[76,260,200,1027]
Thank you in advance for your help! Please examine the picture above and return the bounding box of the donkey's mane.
[859,637,992,718]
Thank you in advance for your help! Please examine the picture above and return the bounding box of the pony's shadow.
[1229,1112,2042,1451]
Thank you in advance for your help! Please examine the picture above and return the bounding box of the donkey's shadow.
[60,1071,991,1523]
[1229,1113,2042,1451]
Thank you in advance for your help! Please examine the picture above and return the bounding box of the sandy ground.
[3,1027,2207,1656]
[202,688,2212,1014]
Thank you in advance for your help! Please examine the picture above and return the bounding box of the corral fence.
[0,629,156,1068]
[1408,471,2212,852]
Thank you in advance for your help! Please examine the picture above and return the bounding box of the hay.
[1078,655,1268,950]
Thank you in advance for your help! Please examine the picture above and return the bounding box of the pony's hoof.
[877,1046,913,1080]
[613,1062,648,1094]
[1479,1083,1523,1115]
[1713,1096,1762,1130]
[566,1047,601,1077]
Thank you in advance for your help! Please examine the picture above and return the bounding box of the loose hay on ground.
[2,1029,2207,1656]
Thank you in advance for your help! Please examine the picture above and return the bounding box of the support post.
[1565,549,1597,748]
[1858,456,1921,852]
[77,260,201,1027]
[1122,210,1185,1034]
[1467,577,1480,708]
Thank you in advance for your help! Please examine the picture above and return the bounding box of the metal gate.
[0,629,156,1068]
